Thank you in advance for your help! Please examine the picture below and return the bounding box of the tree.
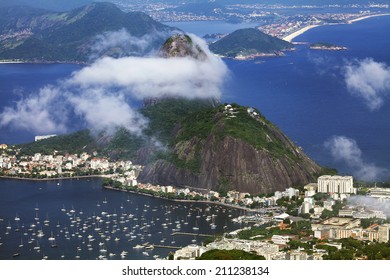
[197,249,265,260]
[321,209,333,219]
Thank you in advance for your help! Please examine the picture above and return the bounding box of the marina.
[0,178,243,260]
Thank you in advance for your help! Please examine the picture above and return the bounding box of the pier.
[149,244,182,250]
[171,232,214,238]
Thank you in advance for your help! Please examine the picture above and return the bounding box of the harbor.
[0,178,242,260]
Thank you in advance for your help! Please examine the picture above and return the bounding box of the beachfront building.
[317,175,356,194]
[369,187,390,198]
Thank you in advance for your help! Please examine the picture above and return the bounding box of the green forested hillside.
[209,28,292,58]
[0,2,175,62]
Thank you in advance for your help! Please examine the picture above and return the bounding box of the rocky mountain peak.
[159,33,207,60]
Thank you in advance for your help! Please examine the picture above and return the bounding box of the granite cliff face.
[138,102,321,194]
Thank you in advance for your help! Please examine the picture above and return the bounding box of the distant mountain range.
[0,0,385,11]
[209,28,293,58]
[0,2,176,62]
[0,0,96,11]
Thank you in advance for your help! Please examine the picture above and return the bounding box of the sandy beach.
[283,25,320,42]
[283,13,390,43]
[348,13,390,23]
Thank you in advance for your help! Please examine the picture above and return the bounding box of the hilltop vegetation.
[138,99,321,194]
[18,130,96,155]
[209,28,293,58]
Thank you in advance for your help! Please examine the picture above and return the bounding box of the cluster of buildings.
[299,176,357,217]
[369,187,390,198]
[113,0,388,32]
[312,217,390,243]
[223,104,262,120]
[133,183,206,199]
[0,144,140,179]
[174,236,331,260]
[174,238,283,260]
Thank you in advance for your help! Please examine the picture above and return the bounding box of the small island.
[310,42,348,51]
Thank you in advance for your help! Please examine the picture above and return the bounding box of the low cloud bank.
[343,58,390,111]
[324,135,389,181]
[348,195,390,218]
[0,33,228,137]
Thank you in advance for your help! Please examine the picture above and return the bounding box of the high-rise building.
[317,175,356,194]
[378,225,390,243]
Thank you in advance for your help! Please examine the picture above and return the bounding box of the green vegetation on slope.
[141,98,214,144]
[103,128,144,160]
[140,99,303,172]
[18,129,96,155]
[209,28,292,58]
[197,249,266,260]
[0,2,174,62]
[177,103,298,160]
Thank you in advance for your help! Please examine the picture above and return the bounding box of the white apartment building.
[370,187,390,198]
[317,175,356,194]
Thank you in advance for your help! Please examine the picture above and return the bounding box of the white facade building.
[317,175,356,194]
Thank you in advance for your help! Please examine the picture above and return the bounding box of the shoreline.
[283,13,390,43]
[0,60,87,65]
[0,175,257,212]
[347,13,390,24]
[0,175,106,181]
[103,185,258,213]
[283,24,320,42]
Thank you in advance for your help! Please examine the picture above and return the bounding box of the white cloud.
[325,135,389,181]
[344,58,390,110]
[0,86,68,134]
[89,28,169,60]
[68,89,148,135]
[348,196,390,218]
[70,36,228,100]
[0,33,228,137]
